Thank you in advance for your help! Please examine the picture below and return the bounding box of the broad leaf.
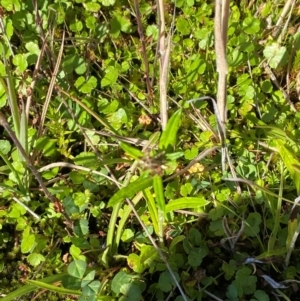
[263,43,287,68]
[67,260,87,279]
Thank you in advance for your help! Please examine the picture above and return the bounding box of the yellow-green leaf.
[165,197,209,213]
[274,140,300,194]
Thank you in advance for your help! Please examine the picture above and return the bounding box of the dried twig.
[277,0,296,44]
[38,162,121,186]
[32,0,55,69]
[272,0,297,39]
[157,0,174,129]
[214,0,230,173]
[25,35,48,119]
[83,128,158,148]
[263,62,296,112]
[221,217,245,251]
[133,0,153,105]
[286,23,300,99]
[37,30,65,138]
[165,146,221,182]
[214,0,229,124]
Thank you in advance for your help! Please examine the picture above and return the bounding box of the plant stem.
[133,0,153,105]
[0,111,73,229]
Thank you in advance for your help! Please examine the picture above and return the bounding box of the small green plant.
[1,0,300,300]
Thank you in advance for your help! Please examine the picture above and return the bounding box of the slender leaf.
[107,177,153,207]
[115,192,143,252]
[257,125,297,147]
[274,139,300,194]
[1,45,20,138]
[159,109,182,151]
[153,175,165,212]
[26,279,81,295]
[143,188,159,236]
[153,175,165,241]
[268,161,283,252]
[1,273,69,301]
[119,142,143,160]
[165,197,209,213]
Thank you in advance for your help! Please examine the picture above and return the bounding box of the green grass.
[0,0,300,300]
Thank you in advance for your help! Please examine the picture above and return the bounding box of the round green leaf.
[25,42,40,55]
[101,0,116,6]
[5,18,14,38]
[146,25,158,39]
[84,2,100,12]
[27,253,45,267]
[158,270,180,292]
[176,17,190,35]
[111,271,131,294]
[127,253,145,273]
[101,66,119,87]
[79,219,89,235]
[81,270,96,288]
[263,43,288,68]
[261,80,273,93]
[75,76,97,94]
[242,17,260,34]
[120,283,141,299]
[121,228,135,243]
[21,233,35,254]
[13,54,27,72]
[67,260,87,278]
[0,140,11,154]
[75,58,87,75]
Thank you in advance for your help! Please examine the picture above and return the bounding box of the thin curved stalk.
[0,112,73,229]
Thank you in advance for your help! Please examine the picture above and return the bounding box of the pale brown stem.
[133,0,153,105]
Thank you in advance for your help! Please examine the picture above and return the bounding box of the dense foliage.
[0,0,300,300]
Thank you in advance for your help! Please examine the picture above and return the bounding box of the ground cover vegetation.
[0,0,300,300]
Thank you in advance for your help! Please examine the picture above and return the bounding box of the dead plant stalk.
[157,0,171,130]
[133,0,153,105]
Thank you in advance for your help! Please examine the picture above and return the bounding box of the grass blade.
[143,188,159,236]
[153,175,165,242]
[107,177,153,207]
[1,273,69,301]
[158,109,182,151]
[165,197,209,213]
[119,142,144,160]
